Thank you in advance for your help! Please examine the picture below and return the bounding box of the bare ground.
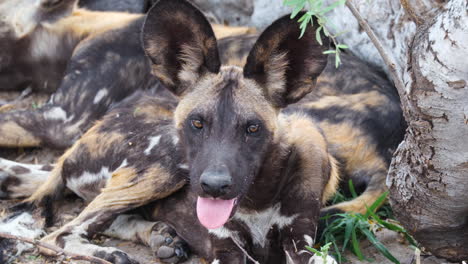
[0,92,456,264]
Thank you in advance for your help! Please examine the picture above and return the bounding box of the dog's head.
[143,0,329,229]
[0,0,77,87]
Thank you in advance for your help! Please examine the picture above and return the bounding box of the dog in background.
[0,0,405,263]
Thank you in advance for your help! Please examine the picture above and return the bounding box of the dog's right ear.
[142,0,221,96]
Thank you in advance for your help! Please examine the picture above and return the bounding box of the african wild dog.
[0,0,405,263]
[0,0,254,150]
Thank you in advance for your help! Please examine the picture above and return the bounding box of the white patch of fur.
[172,135,180,145]
[93,88,109,104]
[211,259,220,264]
[0,212,44,255]
[265,52,288,99]
[234,203,297,247]
[144,135,161,155]
[43,107,69,121]
[208,226,244,247]
[309,255,338,264]
[0,158,50,198]
[66,167,111,200]
[177,163,189,170]
[304,234,314,246]
[30,28,61,60]
[66,159,127,200]
[54,214,124,256]
[177,44,203,86]
[0,0,38,38]
[103,214,154,242]
[208,226,234,239]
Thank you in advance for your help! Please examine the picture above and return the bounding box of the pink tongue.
[197,197,236,229]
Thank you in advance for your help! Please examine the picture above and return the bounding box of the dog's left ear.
[142,0,220,96]
[243,14,329,108]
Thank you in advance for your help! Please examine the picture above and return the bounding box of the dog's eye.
[191,119,203,130]
[246,124,260,134]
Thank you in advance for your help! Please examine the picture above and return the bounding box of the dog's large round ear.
[243,13,330,108]
[142,0,221,96]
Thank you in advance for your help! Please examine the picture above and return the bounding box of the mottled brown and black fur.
[0,0,254,150]
[0,0,404,263]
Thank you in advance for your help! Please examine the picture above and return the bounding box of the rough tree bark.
[319,0,468,261]
[249,0,468,261]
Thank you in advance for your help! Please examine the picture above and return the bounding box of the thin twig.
[231,236,259,264]
[345,0,407,101]
[0,232,112,264]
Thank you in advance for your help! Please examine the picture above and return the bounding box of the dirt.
[0,92,457,264]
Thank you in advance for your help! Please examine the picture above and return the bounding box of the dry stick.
[345,0,407,100]
[0,232,112,264]
[231,236,260,264]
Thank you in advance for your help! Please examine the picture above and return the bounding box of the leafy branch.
[284,0,348,67]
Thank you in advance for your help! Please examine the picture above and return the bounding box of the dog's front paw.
[41,230,140,264]
[149,222,189,263]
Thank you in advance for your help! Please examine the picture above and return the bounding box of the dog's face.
[0,0,77,88]
[143,0,329,229]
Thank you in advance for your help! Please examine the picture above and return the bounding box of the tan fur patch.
[327,190,386,214]
[320,121,387,175]
[302,91,389,113]
[212,24,256,39]
[322,155,340,203]
[51,9,141,42]
[276,113,329,198]
[86,165,185,212]
[81,128,125,159]
[0,121,41,147]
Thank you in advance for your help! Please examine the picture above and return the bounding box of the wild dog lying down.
[0,0,253,150]
[0,0,405,263]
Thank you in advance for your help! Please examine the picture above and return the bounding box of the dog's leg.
[38,165,186,263]
[103,214,189,263]
[0,158,53,199]
[321,169,387,216]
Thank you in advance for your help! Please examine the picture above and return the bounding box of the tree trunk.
[323,0,468,260]
[386,0,468,260]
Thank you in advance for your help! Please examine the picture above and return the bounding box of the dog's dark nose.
[200,166,232,198]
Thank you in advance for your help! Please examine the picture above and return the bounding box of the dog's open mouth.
[196,196,238,229]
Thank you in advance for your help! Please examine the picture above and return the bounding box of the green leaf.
[365,191,388,218]
[348,180,358,198]
[290,3,306,18]
[315,26,323,45]
[283,0,305,6]
[297,12,309,22]
[306,245,322,255]
[351,229,364,260]
[323,50,336,54]
[361,228,400,264]
[336,44,349,49]
[342,218,355,251]
[335,51,341,68]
